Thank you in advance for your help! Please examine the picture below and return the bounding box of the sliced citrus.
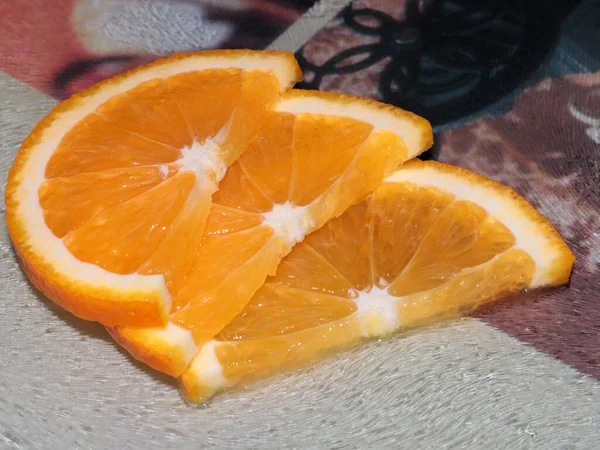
[109,91,434,377]
[180,159,575,402]
[6,50,302,327]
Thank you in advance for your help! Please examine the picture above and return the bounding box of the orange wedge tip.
[179,159,574,402]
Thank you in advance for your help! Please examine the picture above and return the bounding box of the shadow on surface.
[20,264,179,389]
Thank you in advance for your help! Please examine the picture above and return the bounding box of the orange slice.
[180,160,575,402]
[109,91,434,377]
[5,50,302,327]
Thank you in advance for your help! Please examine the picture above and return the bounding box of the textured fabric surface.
[1,1,600,448]
[439,72,600,379]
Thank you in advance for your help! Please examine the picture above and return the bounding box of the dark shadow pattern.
[296,0,561,128]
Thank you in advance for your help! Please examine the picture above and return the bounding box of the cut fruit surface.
[110,90,434,377]
[6,50,302,327]
[179,160,575,402]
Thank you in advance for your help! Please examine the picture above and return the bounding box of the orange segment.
[172,225,275,310]
[180,160,574,403]
[397,249,535,325]
[64,171,196,274]
[273,243,356,298]
[45,114,181,178]
[289,114,372,206]
[216,71,284,166]
[138,173,217,294]
[39,165,176,238]
[6,50,302,327]
[97,78,192,149]
[204,205,264,237]
[307,129,408,227]
[217,312,359,373]
[182,287,360,399]
[304,201,372,291]
[238,112,295,204]
[182,315,364,402]
[111,90,433,376]
[218,284,357,341]
[212,163,274,213]
[165,68,243,142]
[371,182,455,287]
[389,201,516,296]
[171,227,282,343]
[182,285,359,401]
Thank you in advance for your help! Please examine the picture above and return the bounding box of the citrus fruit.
[5,50,302,327]
[109,90,434,377]
[180,159,575,402]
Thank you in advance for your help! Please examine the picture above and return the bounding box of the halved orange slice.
[180,160,575,402]
[109,91,434,377]
[5,50,302,327]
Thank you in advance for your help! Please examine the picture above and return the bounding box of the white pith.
[176,139,226,182]
[159,322,199,364]
[353,286,402,336]
[188,341,228,395]
[262,202,315,247]
[13,54,299,314]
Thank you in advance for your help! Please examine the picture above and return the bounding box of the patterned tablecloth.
[1,1,599,449]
